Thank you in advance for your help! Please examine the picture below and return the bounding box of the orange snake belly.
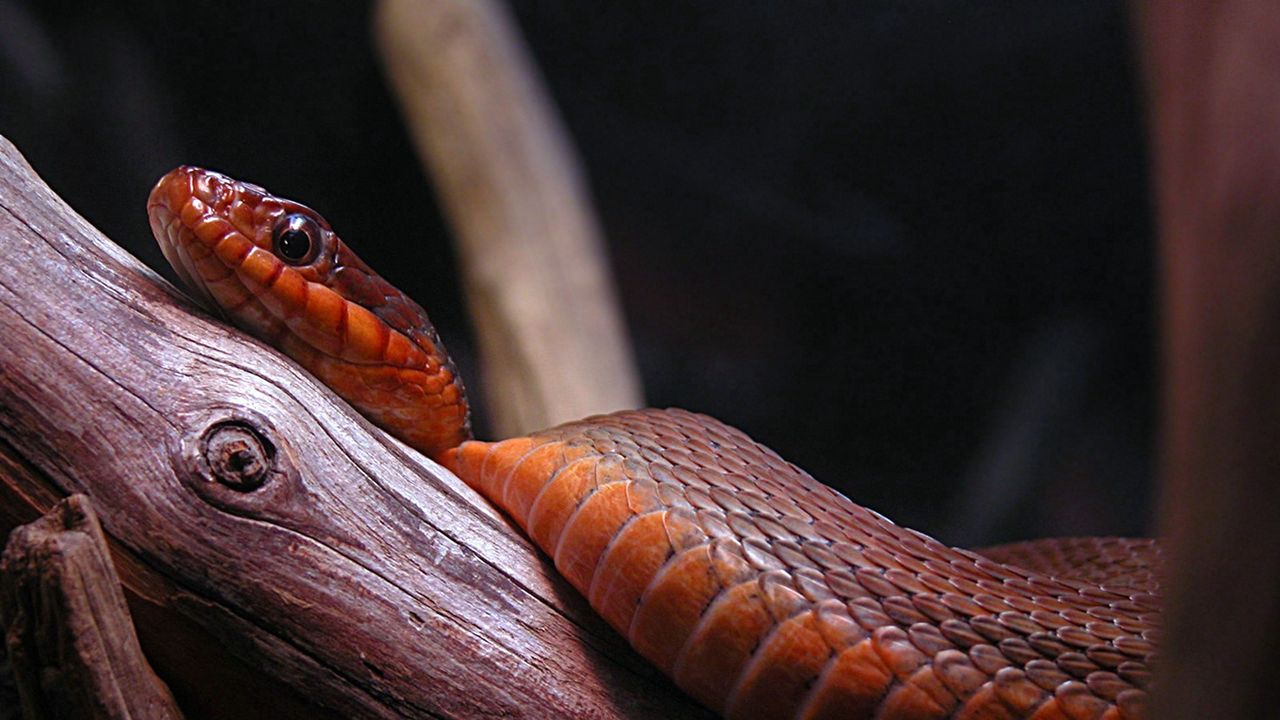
[148,166,1159,720]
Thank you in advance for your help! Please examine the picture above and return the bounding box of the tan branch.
[376,0,644,437]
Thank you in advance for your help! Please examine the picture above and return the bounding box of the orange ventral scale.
[440,409,1156,720]
[151,167,1158,720]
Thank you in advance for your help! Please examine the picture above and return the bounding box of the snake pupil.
[277,229,310,260]
[273,214,318,264]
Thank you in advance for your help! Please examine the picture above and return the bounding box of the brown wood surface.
[1,494,183,720]
[0,134,708,719]
[1141,2,1280,717]
[0,433,325,720]
[376,0,645,438]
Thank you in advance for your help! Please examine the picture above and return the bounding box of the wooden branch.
[1140,2,1280,717]
[375,0,644,437]
[0,135,707,718]
[1,494,183,720]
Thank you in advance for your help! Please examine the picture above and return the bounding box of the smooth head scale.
[148,166,470,457]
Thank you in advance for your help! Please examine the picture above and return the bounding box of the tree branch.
[0,134,706,719]
[1,494,183,720]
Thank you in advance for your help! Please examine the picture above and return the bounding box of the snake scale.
[148,166,1159,720]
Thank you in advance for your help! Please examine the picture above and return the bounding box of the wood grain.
[0,134,707,719]
[1,494,183,720]
[376,0,644,438]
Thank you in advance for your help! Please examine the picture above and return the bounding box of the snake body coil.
[149,166,1158,720]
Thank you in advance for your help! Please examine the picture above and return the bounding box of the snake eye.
[272,214,321,265]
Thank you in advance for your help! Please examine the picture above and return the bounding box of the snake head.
[148,165,471,458]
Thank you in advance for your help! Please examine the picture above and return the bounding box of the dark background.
[0,0,1153,547]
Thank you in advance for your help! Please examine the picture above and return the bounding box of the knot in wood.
[203,423,272,491]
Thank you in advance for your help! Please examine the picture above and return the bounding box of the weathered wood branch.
[1,494,183,720]
[0,136,707,718]
[1142,1,1280,717]
[376,0,644,437]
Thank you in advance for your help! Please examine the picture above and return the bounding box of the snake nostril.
[212,181,234,208]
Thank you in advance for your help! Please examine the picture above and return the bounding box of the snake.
[147,166,1159,720]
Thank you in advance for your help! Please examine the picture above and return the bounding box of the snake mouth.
[150,202,221,315]
[148,169,226,317]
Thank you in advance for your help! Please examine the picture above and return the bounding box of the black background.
[0,1,1154,547]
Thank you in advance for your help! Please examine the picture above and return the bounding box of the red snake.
[148,166,1159,720]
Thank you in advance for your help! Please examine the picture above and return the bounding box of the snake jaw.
[150,201,217,315]
[149,166,292,347]
[149,165,472,456]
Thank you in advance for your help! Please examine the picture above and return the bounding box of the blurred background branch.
[1141,1,1280,716]
[375,0,643,437]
